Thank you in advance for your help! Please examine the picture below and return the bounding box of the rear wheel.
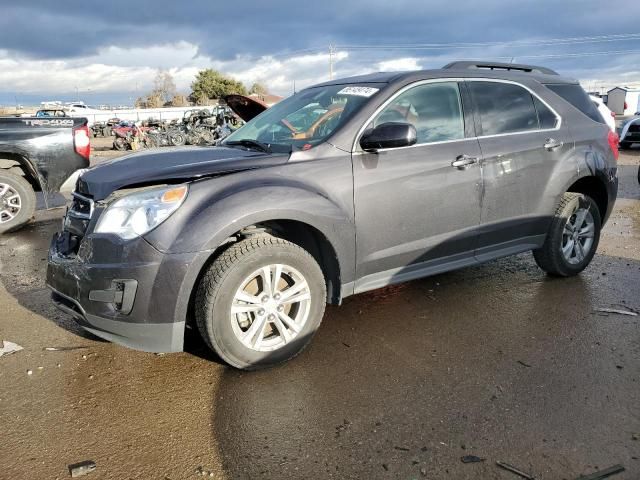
[195,235,326,370]
[169,131,186,146]
[113,137,129,151]
[0,171,36,234]
[533,192,601,276]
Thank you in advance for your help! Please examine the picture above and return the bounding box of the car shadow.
[208,252,640,479]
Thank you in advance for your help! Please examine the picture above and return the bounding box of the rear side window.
[533,97,558,129]
[545,84,604,124]
[468,82,540,135]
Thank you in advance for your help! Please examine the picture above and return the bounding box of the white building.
[606,87,640,115]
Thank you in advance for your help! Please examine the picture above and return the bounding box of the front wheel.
[533,192,601,276]
[195,235,327,370]
[0,171,37,234]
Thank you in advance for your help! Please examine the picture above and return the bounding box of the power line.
[335,32,640,50]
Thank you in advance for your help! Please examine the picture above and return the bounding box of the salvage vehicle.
[619,116,640,149]
[47,61,618,369]
[0,116,90,233]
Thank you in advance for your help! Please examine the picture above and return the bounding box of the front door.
[353,81,483,293]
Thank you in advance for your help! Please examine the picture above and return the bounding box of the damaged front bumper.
[46,231,196,353]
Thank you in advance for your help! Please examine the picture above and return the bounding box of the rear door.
[466,80,572,261]
[353,80,483,292]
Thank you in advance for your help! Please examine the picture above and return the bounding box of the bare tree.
[170,94,189,107]
[153,70,177,104]
[249,82,268,95]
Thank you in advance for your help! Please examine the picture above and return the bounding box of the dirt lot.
[0,142,638,480]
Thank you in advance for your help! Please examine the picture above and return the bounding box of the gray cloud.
[0,0,638,103]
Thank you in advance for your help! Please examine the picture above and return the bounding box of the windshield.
[223,84,381,152]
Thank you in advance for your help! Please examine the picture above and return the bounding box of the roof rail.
[442,61,559,76]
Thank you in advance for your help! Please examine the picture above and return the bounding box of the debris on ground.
[496,461,535,479]
[68,460,96,477]
[44,346,88,352]
[0,340,23,357]
[461,455,485,463]
[593,307,638,317]
[574,464,624,480]
[517,360,532,368]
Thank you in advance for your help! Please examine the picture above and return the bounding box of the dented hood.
[77,146,288,200]
[224,94,268,122]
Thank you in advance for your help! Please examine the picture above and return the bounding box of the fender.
[0,150,43,191]
[144,169,357,286]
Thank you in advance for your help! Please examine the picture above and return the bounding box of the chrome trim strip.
[351,77,562,153]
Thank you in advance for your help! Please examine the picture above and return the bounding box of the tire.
[169,131,186,146]
[0,171,37,234]
[113,137,129,151]
[533,192,601,276]
[198,128,215,145]
[195,235,327,370]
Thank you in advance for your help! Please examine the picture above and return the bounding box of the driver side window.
[372,82,465,144]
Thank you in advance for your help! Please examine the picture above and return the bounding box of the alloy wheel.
[561,204,595,265]
[230,263,312,352]
[0,182,22,224]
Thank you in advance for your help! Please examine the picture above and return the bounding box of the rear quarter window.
[545,84,605,124]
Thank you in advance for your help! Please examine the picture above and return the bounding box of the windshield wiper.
[224,139,272,153]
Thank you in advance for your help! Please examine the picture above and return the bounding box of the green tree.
[249,82,268,95]
[190,69,247,103]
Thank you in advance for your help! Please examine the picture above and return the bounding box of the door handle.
[544,138,563,151]
[451,155,478,169]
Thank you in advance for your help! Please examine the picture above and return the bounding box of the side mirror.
[360,122,417,151]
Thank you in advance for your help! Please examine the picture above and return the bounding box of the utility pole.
[329,43,335,80]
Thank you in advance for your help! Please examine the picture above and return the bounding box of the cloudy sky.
[1,0,639,106]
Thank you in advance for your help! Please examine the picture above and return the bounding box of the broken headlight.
[95,185,188,240]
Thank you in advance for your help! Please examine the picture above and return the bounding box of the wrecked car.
[47,61,617,369]
[619,115,640,149]
[0,116,91,233]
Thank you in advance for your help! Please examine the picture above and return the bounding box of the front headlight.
[94,185,188,239]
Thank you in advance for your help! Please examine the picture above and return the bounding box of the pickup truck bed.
[0,116,90,233]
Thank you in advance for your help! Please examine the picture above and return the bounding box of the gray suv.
[47,61,619,369]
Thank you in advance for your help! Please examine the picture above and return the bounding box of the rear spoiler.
[443,61,558,76]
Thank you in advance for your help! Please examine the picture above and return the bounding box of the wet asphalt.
[0,140,638,480]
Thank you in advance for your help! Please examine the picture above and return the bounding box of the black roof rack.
[442,61,558,76]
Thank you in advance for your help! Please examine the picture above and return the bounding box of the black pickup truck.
[0,116,91,233]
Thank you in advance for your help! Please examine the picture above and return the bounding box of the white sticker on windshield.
[337,86,379,97]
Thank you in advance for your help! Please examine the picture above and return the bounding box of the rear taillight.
[608,130,619,160]
[73,125,91,160]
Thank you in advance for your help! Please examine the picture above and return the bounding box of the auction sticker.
[337,86,379,97]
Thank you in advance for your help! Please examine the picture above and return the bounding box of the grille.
[63,192,94,239]
[69,192,94,219]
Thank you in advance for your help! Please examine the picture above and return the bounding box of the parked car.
[0,116,90,233]
[47,61,618,369]
[619,116,640,149]
[589,95,616,131]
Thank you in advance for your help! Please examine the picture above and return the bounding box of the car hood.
[77,145,288,201]
[224,94,268,122]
